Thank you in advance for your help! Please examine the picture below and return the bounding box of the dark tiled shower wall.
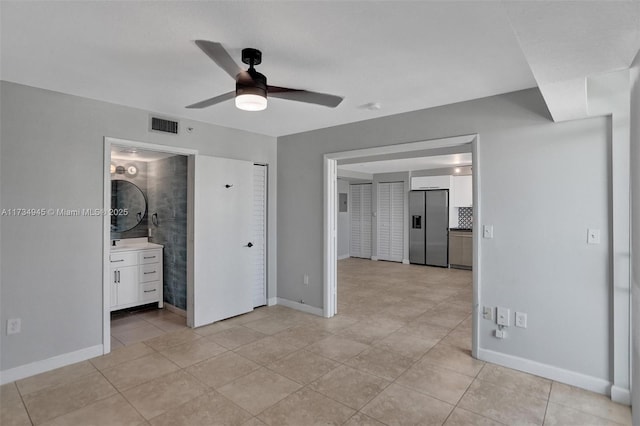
[111,160,149,240]
[458,207,473,229]
[148,156,188,310]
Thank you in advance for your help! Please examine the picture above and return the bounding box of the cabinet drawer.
[139,249,162,265]
[139,263,161,283]
[140,281,161,302]
[109,251,138,267]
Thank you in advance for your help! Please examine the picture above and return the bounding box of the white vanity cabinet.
[110,246,163,311]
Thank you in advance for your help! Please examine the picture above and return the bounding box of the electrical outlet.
[515,312,527,328]
[482,306,494,321]
[495,329,507,339]
[496,307,510,326]
[303,274,309,285]
[7,318,21,335]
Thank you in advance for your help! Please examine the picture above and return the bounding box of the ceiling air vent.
[150,116,179,134]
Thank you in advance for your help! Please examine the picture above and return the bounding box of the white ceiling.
[339,153,472,175]
[1,2,638,136]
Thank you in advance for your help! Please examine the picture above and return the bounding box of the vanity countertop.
[111,240,164,253]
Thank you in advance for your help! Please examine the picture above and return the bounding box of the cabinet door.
[461,234,473,267]
[110,268,118,308]
[449,233,462,265]
[116,265,138,307]
[411,176,451,190]
[452,176,473,207]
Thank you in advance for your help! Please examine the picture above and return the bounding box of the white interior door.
[252,164,267,307]
[377,182,404,262]
[350,184,372,258]
[192,156,254,327]
[361,185,372,258]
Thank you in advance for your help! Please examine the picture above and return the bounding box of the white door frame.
[323,134,480,356]
[102,137,197,354]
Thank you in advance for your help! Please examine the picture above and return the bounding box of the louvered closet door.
[252,165,267,307]
[350,184,372,258]
[360,185,372,258]
[377,182,404,262]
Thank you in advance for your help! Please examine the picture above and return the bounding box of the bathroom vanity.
[110,238,163,311]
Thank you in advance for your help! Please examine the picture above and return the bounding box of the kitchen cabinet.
[110,247,163,311]
[449,230,472,269]
[411,175,452,190]
[452,175,472,207]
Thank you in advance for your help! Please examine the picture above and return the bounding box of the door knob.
[247,242,253,247]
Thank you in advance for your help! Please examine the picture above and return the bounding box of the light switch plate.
[587,229,600,245]
[482,306,494,321]
[6,318,21,335]
[496,307,510,326]
[483,225,494,239]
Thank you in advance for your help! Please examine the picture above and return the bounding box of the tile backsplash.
[458,207,473,229]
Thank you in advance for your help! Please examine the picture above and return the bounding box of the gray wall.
[336,179,350,259]
[148,156,188,310]
[0,81,277,371]
[278,88,611,382]
[630,53,640,424]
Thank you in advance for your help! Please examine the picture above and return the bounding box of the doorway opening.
[103,137,270,354]
[104,139,195,352]
[324,134,480,357]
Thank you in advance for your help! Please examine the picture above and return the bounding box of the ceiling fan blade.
[185,91,235,109]
[194,40,243,79]
[268,86,343,108]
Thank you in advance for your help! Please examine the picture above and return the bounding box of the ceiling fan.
[186,40,344,112]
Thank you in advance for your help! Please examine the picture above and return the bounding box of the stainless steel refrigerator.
[409,190,449,267]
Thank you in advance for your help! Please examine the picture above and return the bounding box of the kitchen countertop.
[450,228,473,232]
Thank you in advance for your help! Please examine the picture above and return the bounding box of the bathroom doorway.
[107,143,191,349]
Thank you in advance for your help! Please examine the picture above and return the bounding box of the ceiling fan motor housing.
[236,68,267,98]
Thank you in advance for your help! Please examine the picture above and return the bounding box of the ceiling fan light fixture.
[186,41,344,111]
[235,93,267,111]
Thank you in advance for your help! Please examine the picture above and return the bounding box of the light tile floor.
[1,258,632,425]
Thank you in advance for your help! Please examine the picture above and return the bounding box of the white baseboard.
[477,348,614,398]
[276,297,323,317]
[1,344,103,385]
[371,256,379,261]
[164,302,186,318]
[611,385,631,405]
[267,297,277,306]
[338,254,350,260]
[402,259,410,264]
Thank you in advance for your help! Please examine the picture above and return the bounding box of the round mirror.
[111,180,147,232]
